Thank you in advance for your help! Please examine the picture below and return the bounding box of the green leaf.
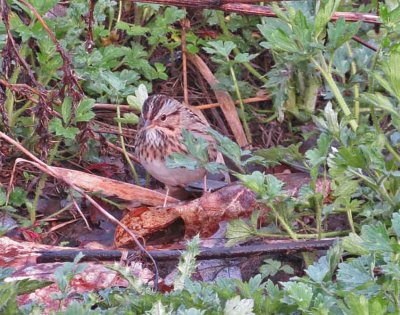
[281,282,313,311]
[0,188,6,207]
[265,174,285,200]
[337,256,375,291]
[9,188,27,207]
[204,162,228,174]
[224,296,255,315]
[49,118,79,139]
[114,112,139,125]
[225,219,255,246]
[181,129,209,164]
[127,83,148,112]
[204,40,236,58]
[75,98,95,123]
[361,222,392,252]
[166,153,199,171]
[235,171,266,199]
[314,0,341,39]
[61,97,73,125]
[327,18,361,50]
[174,236,200,291]
[259,29,299,53]
[16,279,53,295]
[392,212,400,238]
[208,129,242,167]
[234,53,258,63]
[361,93,400,119]
[0,282,19,315]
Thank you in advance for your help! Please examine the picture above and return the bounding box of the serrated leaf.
[49,118,79,139]
[166,153,199,171]
[208,128,242,167]
[204,162,228,174]
[281,282,313,311]
[181,129,209,164]
[337,256,374,291]
[265,174,285,199]
[259,259,282,278]
[9,187,27,207]
[16,279,53,295]
[327,18,361,50]
[75,98,95,123]
[114,112,139,125]
[234,53,258,63]
[235,171,266,198]
[224,296,255,315]
[127,83,148,111]
[174,236,200,291]
[204,40,236,58]
[361,222,392,252]
[392,212,400,238]
[225,219,255,246]
[61,97,73,125]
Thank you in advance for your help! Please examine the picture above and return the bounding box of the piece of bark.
[115,184,256,247]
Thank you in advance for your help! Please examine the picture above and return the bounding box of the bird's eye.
[160,114,167,121]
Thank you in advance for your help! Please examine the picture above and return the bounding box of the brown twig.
[37,239,337,263]
[352,35,378,52]
[86,0,96,53]
[130,0,381,24]
[196,95,270,110]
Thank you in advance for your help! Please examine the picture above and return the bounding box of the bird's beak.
[144,119,151,128]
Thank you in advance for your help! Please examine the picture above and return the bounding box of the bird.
[135,95,217,206]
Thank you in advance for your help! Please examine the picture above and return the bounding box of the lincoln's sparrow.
[135,95,217,205]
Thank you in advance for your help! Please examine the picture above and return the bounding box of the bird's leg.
[203,175,208,193]
[163,186,170,207]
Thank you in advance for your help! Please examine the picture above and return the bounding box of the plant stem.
[229,62,252,144]
[311,54,358,132]
[269,203,313,266]
[346,207,356,234]
[116,105,140,184]
[257,229,350,239]
[346,42,360,124]
[32,141,60,224]
[315,195,322,240]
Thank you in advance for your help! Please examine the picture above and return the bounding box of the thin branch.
[37,239,337,263]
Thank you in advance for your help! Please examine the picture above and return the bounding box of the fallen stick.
[131,1,381,24]
[36,239,336,263]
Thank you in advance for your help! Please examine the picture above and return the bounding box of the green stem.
[346,42,360,124]
[5,66,21,128]
[116,105,140,184]
[346,207,356,234]
[315,195,322,240]
[311,54,358,132]
[32,141,60,224]
[257,229,350,239]
[270,204,298,240]
[270,204,312,266]
[229,62,252,144]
